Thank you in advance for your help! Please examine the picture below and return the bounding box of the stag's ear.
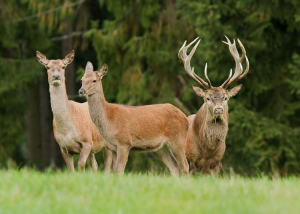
[228,84,242,97]
[36,51,49,66]
[63,50,75,65]
[85,61,94,72]
[97,64,108,79]
[192,85,206,97]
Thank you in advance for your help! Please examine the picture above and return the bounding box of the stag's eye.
[62,66,66,69]
[207,97,210,101]
[224,97,228,101]
[93,80,97,83]
[46,66,50,69]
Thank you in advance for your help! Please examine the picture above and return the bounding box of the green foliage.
[1,0,300,175]
[84,0,300,175]
[0,58,42,163]
[1,170,300,213]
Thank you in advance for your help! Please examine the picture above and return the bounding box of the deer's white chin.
[51,80,62,86]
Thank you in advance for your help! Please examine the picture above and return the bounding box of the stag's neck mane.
[87,81,109,138]
[49,82,74,131]
[194,103,229,149]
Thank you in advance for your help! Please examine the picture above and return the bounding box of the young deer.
[178,36,249,174]
[36,50,112,172]
[79,62,189,176]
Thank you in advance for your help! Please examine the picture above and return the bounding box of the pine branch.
[10,0,86,23]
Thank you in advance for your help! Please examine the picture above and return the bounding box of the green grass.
[0,170,299,214]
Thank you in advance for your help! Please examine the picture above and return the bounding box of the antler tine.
[237,39,246,61]
[238,55,249,80]
[204,63,211,88]
[221,36,249,88]
[221,69,233,88]
[178,37,210,89]
[178,37,199,62]
[178,41,187,63]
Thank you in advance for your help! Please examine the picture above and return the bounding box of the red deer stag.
[36,51,112,172]
[79,62,189,176]
[178,36,249,174]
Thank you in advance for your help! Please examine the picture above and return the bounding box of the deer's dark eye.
[224,97,228,101]
[46,66,50,69]
[62,66,66,69]
[207,97,210,101]
[93,80,96,83]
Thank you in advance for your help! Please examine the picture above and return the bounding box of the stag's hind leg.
[156,146,180,177]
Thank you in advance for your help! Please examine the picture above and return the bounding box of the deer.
[178,36,249,175]
[78,62,189,176]
[36,50,113,172]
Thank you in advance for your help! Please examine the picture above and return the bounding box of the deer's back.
[106,103,188,145]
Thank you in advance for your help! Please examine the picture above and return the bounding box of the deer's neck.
[49,83,74,131]
[87,82,109,138]
[195,104,229,149]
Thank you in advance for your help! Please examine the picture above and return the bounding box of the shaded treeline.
[0,0,300,175]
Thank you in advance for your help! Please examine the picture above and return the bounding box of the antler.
[221,35,249,88]
[178,37,211,89]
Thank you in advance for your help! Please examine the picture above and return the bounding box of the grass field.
[0,170,299,214]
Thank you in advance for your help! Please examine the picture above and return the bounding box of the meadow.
[0,170,299,214]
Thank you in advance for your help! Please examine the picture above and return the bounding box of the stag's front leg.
[210,161,222,175]
[78,143,92,171]
[201,158,221,175]
[60,148,75,172]
[113,144,130,175]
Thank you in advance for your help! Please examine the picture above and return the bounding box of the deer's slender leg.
[78,143,92,171]
[104,149,113,174]
[169,139,189,176]
[114,144,130,175]
[112,151,117,171]
[156,146,179,177]
[60,148,75,172]
[87,154,98,171]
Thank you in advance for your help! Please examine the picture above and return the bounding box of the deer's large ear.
[85,61,94,72]
[97,64,108,79]
[36,51,49,66]
[63,50,75,65]
[192,85,205,97]
[228,84,242,97]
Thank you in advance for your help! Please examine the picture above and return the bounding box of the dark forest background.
[1,0,300,176]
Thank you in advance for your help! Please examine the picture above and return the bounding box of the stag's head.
[178,36,249,121]
[36,50,75,86]
[79,62,107,96]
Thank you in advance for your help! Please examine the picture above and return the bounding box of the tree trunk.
[25,83,43,168]
[62,20,75,98]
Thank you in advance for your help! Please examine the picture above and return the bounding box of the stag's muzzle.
[214,107,224,114]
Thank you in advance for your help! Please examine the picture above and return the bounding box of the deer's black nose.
[79,88,85,95]
[53,74,60,80]
[214,108,223,114]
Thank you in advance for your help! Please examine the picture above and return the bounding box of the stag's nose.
[79,88,86,95]
[53,74,60,80]
[214,108,224,114]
